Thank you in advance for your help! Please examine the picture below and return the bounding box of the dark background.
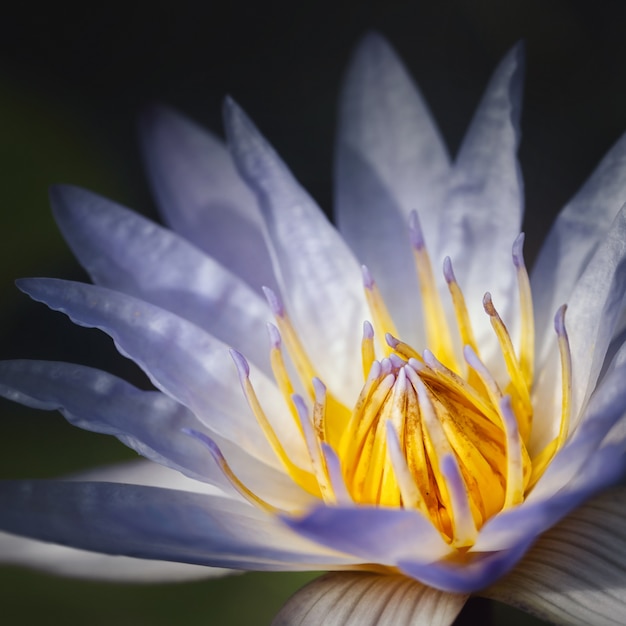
[1,1,625,623]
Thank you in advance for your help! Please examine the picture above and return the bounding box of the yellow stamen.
[362,265,398,350]
[527,305,572,489]
[207,216,571,553]
[263,287,317,396]
[555,305,572,450]
[185,429,277,513]
[443,256,483,390]
[230,350,320,497]
[483,293,533,441]
[361,321,376,378]
[409,211,457,372]
[513,234,535,389]
[386,333,423,363]
[293,394,335,503]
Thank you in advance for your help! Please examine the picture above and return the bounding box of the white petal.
[51,185,273,375]
[485,487,626,626]
[224,99,368,404]
[0,480,359,571]
[562,204,626,426]
[140,105,276,292]
[18,279,309,471]
[335,33,451,344]
[272,571,468,626]
[0,360,313,510]
[532,133,626,363]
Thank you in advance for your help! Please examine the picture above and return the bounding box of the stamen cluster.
[200,212,572,550]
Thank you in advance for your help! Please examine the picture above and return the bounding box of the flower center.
[202,211,573,549]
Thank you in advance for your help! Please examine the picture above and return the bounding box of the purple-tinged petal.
[282,505,451,566]
[559,204,626,425]
[532,133,626,362]
[50,185,273,375]
[472,443,625,552]
[0,459,233,581]
[335,33,451,345]
[0,481,358,571]
[0,532,226,582]
[17,279,308,471]
[440,44,524,347]
[223,99,368,405]
[399,540,532,594]
[485,488,626,626]
[273,571,468,626]
[140,105,276,292]
[0,360,312,509]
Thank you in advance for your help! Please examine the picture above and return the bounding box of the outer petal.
[50,185,272,374]
[532,133,626,361]
[0,533,224,582]
[17,279,309,471]
[399,540,532,594]
[223,99,368,405]
[0,461,229,581]
[560,204,626,425]
[0,480,358,571]
[282,506,452,566]
[140,105,276,292]
[272,572,468,626]
[440,44,524,347]
[485,487,626,626]
[0,360,312,510]
[335,33,450,344]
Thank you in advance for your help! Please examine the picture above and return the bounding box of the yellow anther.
[418,351,501,428]
[312,377,327,445]
[499,395,525,507]
[293,394,335,503]
[386,421,428,515]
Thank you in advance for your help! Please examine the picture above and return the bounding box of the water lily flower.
[2,33,626,625]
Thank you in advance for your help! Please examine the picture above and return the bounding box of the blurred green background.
[1,1,625,623]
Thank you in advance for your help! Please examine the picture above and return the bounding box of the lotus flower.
[2,33,626,625]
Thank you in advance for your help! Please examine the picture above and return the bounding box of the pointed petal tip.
[48,183,90,218]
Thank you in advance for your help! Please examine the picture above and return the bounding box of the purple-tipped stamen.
[266,322,282,349]
[361,264,375,290]
[408,210,425,250]
[262,285,284,317]
[554,304,568,337]
[230,348,250,380]
[443,256,456,285]
[512,232,526,269]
